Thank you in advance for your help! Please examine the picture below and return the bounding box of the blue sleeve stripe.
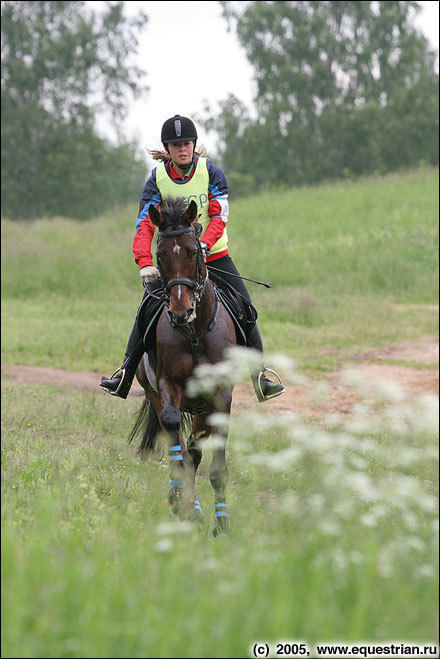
[208,183,228,199]
[136,192,161,231]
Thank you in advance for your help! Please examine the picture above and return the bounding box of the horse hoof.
[213,529,227,539]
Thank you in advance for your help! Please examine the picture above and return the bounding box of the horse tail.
[128,395,161,456]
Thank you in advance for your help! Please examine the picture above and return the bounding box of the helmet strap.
[176,161,192,172]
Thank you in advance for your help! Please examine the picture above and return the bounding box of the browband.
[158,226,195,238]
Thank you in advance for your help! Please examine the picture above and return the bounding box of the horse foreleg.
[186,413,212,519]
[210,446,230,537]
[208,389,232,537]
[158,377,194,516]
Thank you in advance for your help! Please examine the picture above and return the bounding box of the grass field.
[1,166,438,372]
[1,167,439,658]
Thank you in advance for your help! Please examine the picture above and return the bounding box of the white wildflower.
[320,520,341,536]
[350,551,364,565]
[155,538,173,553]
[196,434,226,450]
[249,446,302,471]
[280,493,299,515]
[378,543,396,578]
[308,493,325,510]
[155,521,195,536]
[344,471,379,502]
[361,512,378,528]
[374,379,406,403]
[415,564,435,579]
[407,536,426,552]
[402,511,419,531]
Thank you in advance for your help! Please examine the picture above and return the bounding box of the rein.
[207,265,272,288]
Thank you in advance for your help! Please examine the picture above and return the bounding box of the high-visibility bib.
[156,157,228,255]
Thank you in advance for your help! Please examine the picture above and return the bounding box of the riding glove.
[200,241,209,262]
[140,265,160,287]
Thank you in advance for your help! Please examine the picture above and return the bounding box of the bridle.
[156,225,208,305]
[155,223,217,367]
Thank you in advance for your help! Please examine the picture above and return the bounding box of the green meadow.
[1,167,439,658]
[1,167,438,372]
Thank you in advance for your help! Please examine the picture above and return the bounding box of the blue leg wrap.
[169,445,183,461]
[215,503,230,518]
[194,497,203,514]
[169,479,186,490]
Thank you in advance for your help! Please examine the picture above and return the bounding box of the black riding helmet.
[161,115,198,145]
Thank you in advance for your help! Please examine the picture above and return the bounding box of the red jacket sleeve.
[132,218,156,268]
[132,169,161,268]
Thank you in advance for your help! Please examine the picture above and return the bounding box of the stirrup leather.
[101,367,126,395]
[256,368,285,402]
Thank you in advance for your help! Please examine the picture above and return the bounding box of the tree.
[203,1,438,191]
[1,1,149,219]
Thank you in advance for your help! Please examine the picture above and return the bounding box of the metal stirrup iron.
[257,368,285,401]
[101,367,126,395]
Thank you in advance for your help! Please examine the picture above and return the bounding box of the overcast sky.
[91,1,439,164]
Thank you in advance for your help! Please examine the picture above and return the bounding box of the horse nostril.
[168,308,194,325]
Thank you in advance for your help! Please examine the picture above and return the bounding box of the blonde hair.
[148,145,207,162]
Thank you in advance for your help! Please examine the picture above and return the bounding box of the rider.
[100,114,285,402]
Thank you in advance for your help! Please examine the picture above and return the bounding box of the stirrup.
[255,368,285,402]
[100,367,126,395]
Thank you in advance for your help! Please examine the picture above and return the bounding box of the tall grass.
[1,168,439,657]
[1,167,438,372]
[2,351,438,657]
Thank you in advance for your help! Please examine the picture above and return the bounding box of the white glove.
[200,241,209,262]
[140,265,160,287]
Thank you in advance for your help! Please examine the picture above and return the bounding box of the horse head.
[149,197,206,326]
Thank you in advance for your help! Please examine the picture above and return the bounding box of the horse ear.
[149,205,162,226]
[185,200,199,225]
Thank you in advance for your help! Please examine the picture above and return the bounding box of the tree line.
[1,1,148,220]
[1,1,438,219]
[201,1,439,196]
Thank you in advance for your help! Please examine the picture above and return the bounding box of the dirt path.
[2,337,438,420]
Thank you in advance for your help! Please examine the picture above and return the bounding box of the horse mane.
[160,197,191,230]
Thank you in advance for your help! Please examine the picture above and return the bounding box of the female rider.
[100,114,284,402]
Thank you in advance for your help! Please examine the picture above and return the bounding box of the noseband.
[157,225,208,304]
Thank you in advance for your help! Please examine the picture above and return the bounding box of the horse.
[129,196,237,536]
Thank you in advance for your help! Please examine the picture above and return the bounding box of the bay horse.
[129,197,237,536]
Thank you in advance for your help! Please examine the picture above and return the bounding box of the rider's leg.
[99,316,145,399]
[99,288,153,399]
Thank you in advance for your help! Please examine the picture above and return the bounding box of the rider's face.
[167,141,194,168]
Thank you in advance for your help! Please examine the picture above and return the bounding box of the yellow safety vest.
[156,157,228,256]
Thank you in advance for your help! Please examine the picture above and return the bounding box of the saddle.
[136,275,257,414]
[207,269,257,347]
[138,273,257,356]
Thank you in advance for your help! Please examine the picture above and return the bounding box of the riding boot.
[247,324,285,402]
[100,319,145,399]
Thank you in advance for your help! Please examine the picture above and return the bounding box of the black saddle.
[207,269,257,346]
[138,273,257,355]
[136,275,257,414]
